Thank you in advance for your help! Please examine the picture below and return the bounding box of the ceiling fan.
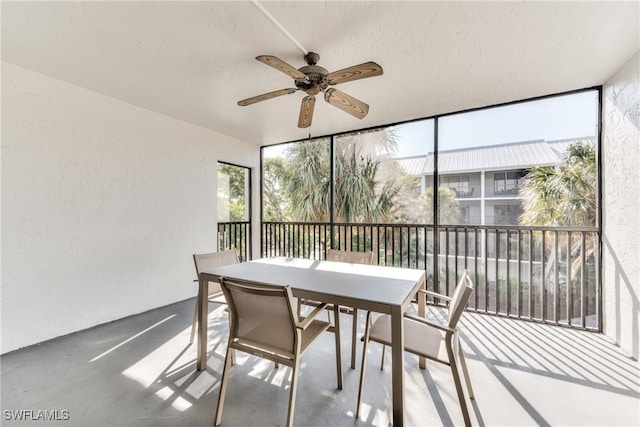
[238,52,383,128]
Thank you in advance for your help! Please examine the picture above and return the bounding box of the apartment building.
[398,137,594,225]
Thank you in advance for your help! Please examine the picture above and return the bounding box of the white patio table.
[197,256,426,426]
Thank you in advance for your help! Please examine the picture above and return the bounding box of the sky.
[264,89,600,159]
[393,90,599,157]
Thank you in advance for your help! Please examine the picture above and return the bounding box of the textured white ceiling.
[2,1,638,146]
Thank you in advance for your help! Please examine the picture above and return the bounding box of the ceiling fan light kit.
[238,51,383,128]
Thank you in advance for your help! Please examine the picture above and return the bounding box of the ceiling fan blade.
[237,88,297,106]
[298,96,315,128]
[326,61,383,85]
[256,55,308,80]
[324,88,369,119]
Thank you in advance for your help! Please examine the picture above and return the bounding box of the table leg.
[197,278,207,371]
[390,306,405,426]
[418,278,426,369]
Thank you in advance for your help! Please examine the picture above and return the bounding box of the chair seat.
[208,292,226,305]
[300,319,332,353]
[368,314,450,364]
[236,318,331,360]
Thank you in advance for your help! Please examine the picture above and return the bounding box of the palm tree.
[519,140,597,284]
[283,138,332,222]
[520,141,596,227]
[281,129,402,224]
[333,137,399,223]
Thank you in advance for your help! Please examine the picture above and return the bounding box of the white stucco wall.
[602,52,640,360]
[1,62,259,354]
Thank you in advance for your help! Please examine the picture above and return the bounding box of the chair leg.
[214,344,234,426]
[333,305,343,390]
[448,346,472,427]
[286,360,300,427]
[189,301,198,344]
[224,311,236,366]
[356,311,373,419]
[458,343,474,399]
[351,308,358,369]
[380,345,386,370]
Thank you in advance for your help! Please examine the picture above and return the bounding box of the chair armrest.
[418,289,451,301]
[298,303,329,330]
[404,314,454,333]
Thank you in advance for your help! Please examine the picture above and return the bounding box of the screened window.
[217,162,250,222]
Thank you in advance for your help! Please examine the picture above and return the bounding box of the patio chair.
[189,250,239,345]
[356,270,475,427]
[298,248,375,369]
[215,277,342,427]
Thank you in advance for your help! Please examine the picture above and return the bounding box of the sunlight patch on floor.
[155,386,193,411]
[89,315,176,363]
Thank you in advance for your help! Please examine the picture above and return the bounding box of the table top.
[199,256,425,312]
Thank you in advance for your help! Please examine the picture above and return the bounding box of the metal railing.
[261,221,600,331]
[218,221,251,262]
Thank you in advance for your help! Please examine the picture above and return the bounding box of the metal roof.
[394,156,429,176]
[396,138,594,176]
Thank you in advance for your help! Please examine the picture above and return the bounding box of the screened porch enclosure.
[217,88,603,332]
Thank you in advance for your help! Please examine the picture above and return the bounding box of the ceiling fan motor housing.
[296,55,329,95]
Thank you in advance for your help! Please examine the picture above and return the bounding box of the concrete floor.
[2,298,639,427]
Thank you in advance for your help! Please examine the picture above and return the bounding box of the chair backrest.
[193,250,239,294]
[220,277,298,358]
[193,250,239,274]
[447,270,474,329]
[326,249,374,265]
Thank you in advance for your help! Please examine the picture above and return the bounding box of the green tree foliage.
[263,129,461,225]
[520,140,596,227]
[218,163,248,222]
[265,129,405,224]
[334,135,399,223]
[284,138,332,221]
[263,156,290,222]
[519,140,597,282]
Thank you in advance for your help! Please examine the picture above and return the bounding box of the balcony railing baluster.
[218,221,251,262]
[581,232,587,328]
[541,230,547,321]
[567,231,573,326]
[553,231,560,322]
[529,230,534,319]
[506,229,511,316]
